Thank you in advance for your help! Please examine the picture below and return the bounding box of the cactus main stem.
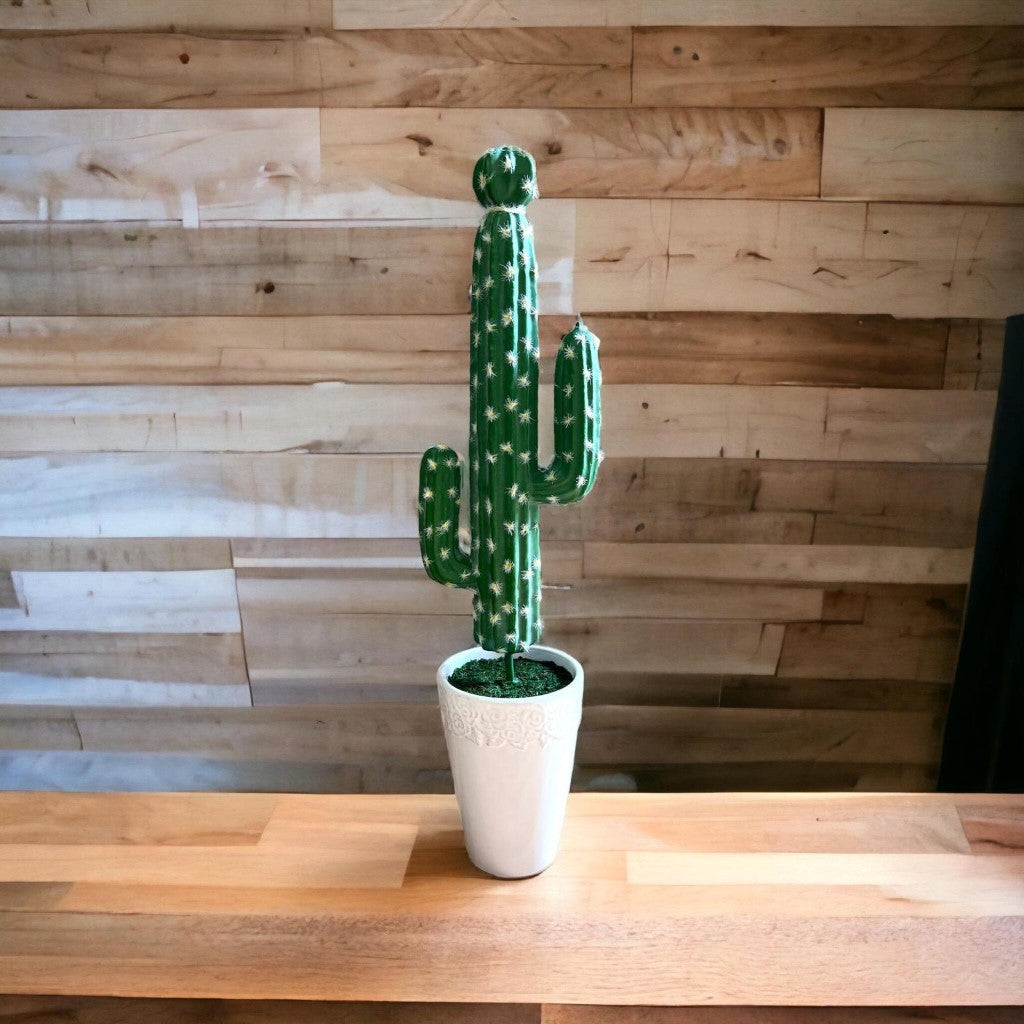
[419,146,602,656]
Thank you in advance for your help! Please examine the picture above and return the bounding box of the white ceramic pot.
[437,645,584,879]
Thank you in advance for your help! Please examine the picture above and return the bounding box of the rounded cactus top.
[472,146,539,209]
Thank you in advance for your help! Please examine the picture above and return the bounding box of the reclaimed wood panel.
[584,312,949,389]
[584,543,974,585]
[0,454,420,538]
[0,224,470,315]
[575,199,1024,318]
[71,704,450,764]
[0,0,1012,801]
[945,318,1006,391]
[0,538,232,571]
[0,751,368,794]
[0,570,241,634]
[0,312,953,388]
[320,107,822,200]
[61,701,935,770]
[0,707,82,751]
[236,573,823,623]
[633,26,1024,108]
[0,314,470,385]
[718,676,951,714]
[0,632,250,708]
[0,384,995,463]
[4,749,929,793]
[232,537,584,580]
[0,0,334,30]
[0,29,631,109]
[333,0,1024,28]
[581,705,940,768]
[585,460,985,547]
[777,623,959,682]
[238,610,785,701]
[0,109,320,223]
[0,453,583,543]
[822,109,1024,204]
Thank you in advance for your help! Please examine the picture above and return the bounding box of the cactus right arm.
[529,320,602,505]
[418,445,474,589]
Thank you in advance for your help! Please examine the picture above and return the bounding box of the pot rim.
[437,644,583,705]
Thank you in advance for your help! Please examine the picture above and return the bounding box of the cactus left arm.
[419,444,475,588]
[528,320,602,505]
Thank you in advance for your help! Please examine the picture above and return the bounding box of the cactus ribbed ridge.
[418,146,602,665]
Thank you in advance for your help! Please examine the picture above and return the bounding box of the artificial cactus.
[418,146,602,677]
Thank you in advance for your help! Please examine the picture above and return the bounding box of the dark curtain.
[939,314,1024,793]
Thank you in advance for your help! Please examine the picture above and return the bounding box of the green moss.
[448,656,573,699]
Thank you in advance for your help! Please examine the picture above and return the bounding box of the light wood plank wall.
[1,0,1021,794]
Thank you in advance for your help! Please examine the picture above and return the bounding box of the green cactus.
[418,146,602,680]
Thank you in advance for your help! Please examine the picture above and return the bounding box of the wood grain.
[822,109,1024,204]
[236,572,824,623]
[0,313,953,389]
[0,631,250,708]
[0,792,277,845]
[945,318,1006,391]
[0,0,1013,807]
[0,573,16,609]
[584,544,974,586]
[1,793,1020,1004]
[0,997,541,1024]
[231,537,583,579]
[579,705,939,768]
[0,570,241,634]
[584,460,985,547]
[47,702,939,771]
[0,314,471,385]
[0,834,419,891]
[332,1,1024,28]
[584,312,949,389]
[0,706,81,751]
[0,384,995,463]
[777,623,959,682]
[718,676,951,714]
[559,794,972,853]
[0,224,470,316]
[238,611,786,702]
[0,751,369,795]
[0,109,320,223]
[546,1007,1024,1024]
[0,29,631,109]
[958,802,1024,856]
[633,26,1024,108]
[0,454,421,538]
[321,106,822,200]
[0,538,232,571]
[70,705,451,765]
[0,0,334,30]
[575,199,1024,318]
[626,851,1022,889]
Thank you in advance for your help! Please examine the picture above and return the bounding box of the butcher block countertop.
[0,792,1022,1007]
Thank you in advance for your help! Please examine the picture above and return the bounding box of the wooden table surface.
[0,791,1022,1007]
